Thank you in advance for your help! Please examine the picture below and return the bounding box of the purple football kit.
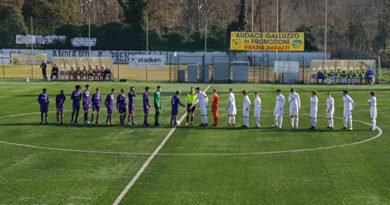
[143,92,149,114]
[83,90,90,111]
[38,93,49,113]
[171,95,184,116]
[128,91,136,113]
[55,93,66,112]
[105,93,115,114]
[117,93,127,113]
[71,90,82,111]
[92,93,102,112]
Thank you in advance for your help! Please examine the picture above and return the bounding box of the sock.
[313,118,317,128]
[372,119,376,129]
[45,114,48,123]
[186,115,189,123]
[71,111,75,122]
[91,114,94,123]
[256,117,260,127]
[155,112,160,124]
[295,118,299,128]
[232,116,236,125]
[228,116,231,125]
[343,118,347,127]
[278,117,283,128]
[274,116,279,127]
[75,111,79,122]
[56,112,59,122]
[204,115,208,124]
[96,114,99,123]
[347,118,353,129]
[84,111,88,122]
[331,119,334,128]
[291,117,294,128]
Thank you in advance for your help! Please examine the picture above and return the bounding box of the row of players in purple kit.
[37,85,183,126]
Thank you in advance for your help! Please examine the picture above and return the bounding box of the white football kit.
[288,92,301,128]
[288,92,301,116]
[369,97,377,119]
[196,91,208,124]
[274,94,285,128]
[228,93,237,115]
[310,96,318,127]
[343,95,355,129]
[326,96,335,128]
[227,92,237,125]
[368,96,377,130]
[243,95,251,127]
[254,96,261,128]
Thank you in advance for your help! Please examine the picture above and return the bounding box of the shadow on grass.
[0,123,371,133]
[0,122,172,129]
[176,126,370,133]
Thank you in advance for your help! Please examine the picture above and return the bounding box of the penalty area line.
[112,84,211,205]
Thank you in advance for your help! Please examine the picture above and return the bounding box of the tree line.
[0,0,389,61]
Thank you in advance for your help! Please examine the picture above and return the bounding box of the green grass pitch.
[0,81,389,205]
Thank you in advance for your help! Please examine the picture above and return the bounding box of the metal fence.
[0,52,383,84]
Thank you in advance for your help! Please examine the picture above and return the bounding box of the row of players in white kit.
[196,88,377,130]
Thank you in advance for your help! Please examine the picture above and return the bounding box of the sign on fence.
[129,55,166,67]
[11,53,47,65]
[274,61,300,74]
[230,32,305,51]
[0,54,11,65]
[71,38,97,47]
[310,60,376,71]
[16,35,66,45]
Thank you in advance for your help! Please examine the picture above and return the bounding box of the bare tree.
[179,0,214,33]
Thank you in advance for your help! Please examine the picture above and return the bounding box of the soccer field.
[0,81,389,205]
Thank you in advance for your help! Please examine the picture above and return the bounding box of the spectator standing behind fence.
[40,60,47,81]
[51,64,59,80]
[366,68,375,85]
[316,69,325,84]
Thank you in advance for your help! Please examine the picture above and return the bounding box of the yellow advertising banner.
[230,32,305,51]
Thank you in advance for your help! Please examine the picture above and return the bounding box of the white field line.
[112,84,212,205]
[158,115,384,156]
[0,113,383,157]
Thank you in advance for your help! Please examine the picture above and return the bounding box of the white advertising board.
[129,55,166,67]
